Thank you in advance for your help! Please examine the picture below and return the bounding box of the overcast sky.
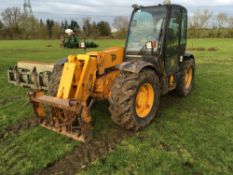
[0,0,233,23]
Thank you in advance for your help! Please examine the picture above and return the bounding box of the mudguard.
[118,60,157,74]
[184,53,195,60]
[184,53,196,69]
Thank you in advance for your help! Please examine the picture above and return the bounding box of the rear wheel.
[176,59,195,96]
[109,69,160,131]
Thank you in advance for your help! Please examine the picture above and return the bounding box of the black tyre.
[176,59,195,97]
[48,64,63,96]
[109,69,160,131]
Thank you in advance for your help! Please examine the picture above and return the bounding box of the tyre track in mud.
[37,127,133,175]
[0,117,38,139]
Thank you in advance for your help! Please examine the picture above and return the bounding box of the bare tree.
[199,9,213,28]
[190,9,213,29]
[113,16,129,38]
[91,22,99,38]
[189,14,200,29]
[216,13,228,37]
[0,20,3,29]
[227,16,233,28]
[82,17,92,37]
[19,14,37,39]
[227,17,233,37]
[113,16,129,32]
[1,7,21,27]
[216,13,228,28]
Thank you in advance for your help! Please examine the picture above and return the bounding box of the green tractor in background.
[62,29,98,49]
[63,29,79,48]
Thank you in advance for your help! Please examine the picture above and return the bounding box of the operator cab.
[126,5,166,56]
[125,3,187,74]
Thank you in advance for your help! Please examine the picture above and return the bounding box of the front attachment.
[8,61,54,91]
[28,91,93,142]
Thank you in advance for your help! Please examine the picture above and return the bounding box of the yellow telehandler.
[8,3,195,142]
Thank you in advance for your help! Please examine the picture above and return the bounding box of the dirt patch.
[188,47,206,51]
[188,47,219,52]
[46,45,53,48]
[207,47,219,51]
[36,127,133,175]
[0,117,38,139]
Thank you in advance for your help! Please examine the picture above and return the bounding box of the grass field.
[0,39,232,175]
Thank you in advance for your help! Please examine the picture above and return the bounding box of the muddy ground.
[36,126,133,175]
[0,116,133,175]
[0,117,38,139]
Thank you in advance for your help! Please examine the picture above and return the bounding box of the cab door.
[165,7,183,74]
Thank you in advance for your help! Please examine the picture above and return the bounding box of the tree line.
[0,7,129,40]
[0,7,233,40]
[188,9,233,38]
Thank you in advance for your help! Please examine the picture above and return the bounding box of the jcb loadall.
[8,3,195,142]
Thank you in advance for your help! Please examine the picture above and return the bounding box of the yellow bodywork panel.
[88,47,124,74]
[74,54,97,101]
[99,47,124,69]
[57,62,76,99]
[92,70,120,100]
[57,55,97,102]
[57,47,124,102]
[56,47,124,103]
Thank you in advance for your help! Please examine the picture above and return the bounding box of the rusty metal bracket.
[29,93,82,113]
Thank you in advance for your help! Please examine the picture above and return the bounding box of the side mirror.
[145,41,152,50]
[145,40,157,50]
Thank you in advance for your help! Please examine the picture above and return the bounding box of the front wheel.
[109,69,160,131]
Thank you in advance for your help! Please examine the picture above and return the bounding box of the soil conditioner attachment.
[8,3,195,142]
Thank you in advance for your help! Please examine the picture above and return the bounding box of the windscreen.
[126,7,167,55]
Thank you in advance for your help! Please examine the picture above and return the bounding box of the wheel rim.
[184,67,193,89]
[135,83,154,118]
